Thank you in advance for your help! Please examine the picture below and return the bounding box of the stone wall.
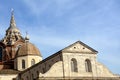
[19,53,62,80]
[19,52,116,80]
[96,62,115,77]
[15,55,42,71]
[0,74,17,80]
[18,41,117,80]
[62,52,97,77]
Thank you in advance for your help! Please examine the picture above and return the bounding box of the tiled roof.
[17,42,42,57]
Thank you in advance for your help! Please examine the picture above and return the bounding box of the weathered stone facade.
[18,41,119,80]
[0,12,119,80]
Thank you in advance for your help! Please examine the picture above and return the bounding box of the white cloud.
[22,0,51,15]
[22,0,81,17]
[0,0,119,73]
[30,33,75,48]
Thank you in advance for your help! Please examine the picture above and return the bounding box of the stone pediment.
[62,41,98,53]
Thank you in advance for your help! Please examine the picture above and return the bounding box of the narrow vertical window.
[43,68,45,73]
[31,59,35,66]
[71,58,78,72]
[85,59,92,72]
[22,59,25,69]
[26,76,29,80]
[37,71,39,78]
[0,46,3,61]
[32,74,34,80]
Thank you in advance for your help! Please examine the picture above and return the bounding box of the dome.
[17,42,42,57]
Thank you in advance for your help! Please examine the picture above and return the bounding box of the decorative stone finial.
[11,8,14,15]
[25,31,30,41]
[10,9,16,28]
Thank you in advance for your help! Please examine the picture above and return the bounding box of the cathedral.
[0,12,119,80]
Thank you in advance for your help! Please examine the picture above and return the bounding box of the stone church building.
[0,12,119,80]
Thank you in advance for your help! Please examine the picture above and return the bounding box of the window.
[21,78,24,80]
[71,58,78,72]
[32,74,34,80]
[37,71,39,78]
[31,59,35,66]
[22,59,25,69]
[26,76,29,80]
[85,59,92,72]
[49,65,51,68]
[43,68,45,73]
[0,46,3,61]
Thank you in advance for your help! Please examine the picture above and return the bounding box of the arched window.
[31,59,35,66]
[0,46,3,61]
[22,59,25,69]
[71,58,78,72]
[85,59,92,72]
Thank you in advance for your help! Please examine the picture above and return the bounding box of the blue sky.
[0,0,120,74]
